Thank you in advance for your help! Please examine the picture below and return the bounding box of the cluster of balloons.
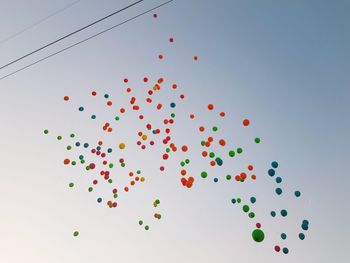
[42,12,310,256]
[139,199,162,231]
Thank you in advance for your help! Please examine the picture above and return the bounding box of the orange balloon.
[243,119,250,126]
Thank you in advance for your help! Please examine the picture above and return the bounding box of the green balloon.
[69,182,74,188]
[139,220,143,225]
[243,205,250,213]
[43,129,49,134]
[254,137,261,143]
[248,212,255,218]
[201,171,208,178]
[237,148,243,154]
[228,150,235,157]
[73,231,79,237]
[252,229,265,242]
[145,225,149,230]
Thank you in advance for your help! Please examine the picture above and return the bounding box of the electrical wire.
[0,0,173,81]
[0,0,144,71]
[0,0,81,45]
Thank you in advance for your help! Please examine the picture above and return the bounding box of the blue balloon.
[275,188,283,195]
[216,158,223,166]
[281,209,288,217]
[271,161,279,168]
[276,177,282,183]
[301,224,309,231]
[302,219,309,225]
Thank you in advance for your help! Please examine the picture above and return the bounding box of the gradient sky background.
[0,0,349,262]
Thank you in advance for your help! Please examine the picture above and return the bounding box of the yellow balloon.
[119,143,125,149]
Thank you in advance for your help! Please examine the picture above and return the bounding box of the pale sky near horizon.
[0,1,349,263]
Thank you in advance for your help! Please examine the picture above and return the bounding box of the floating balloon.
[252,229,265,242]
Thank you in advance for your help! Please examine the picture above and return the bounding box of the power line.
[0,0,81,45]
[0,0,144,71]
[0,0,174,81]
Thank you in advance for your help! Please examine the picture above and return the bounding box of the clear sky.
[0,1,349,263]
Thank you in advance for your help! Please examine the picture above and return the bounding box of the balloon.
[201,171,208,178]
[275,188,283,195]
[281,209,288,217]
[271,161,278,168]
[243,205,250,213]
[252,229,265,242]
[268,169,275,177]
[282,247,289,254]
